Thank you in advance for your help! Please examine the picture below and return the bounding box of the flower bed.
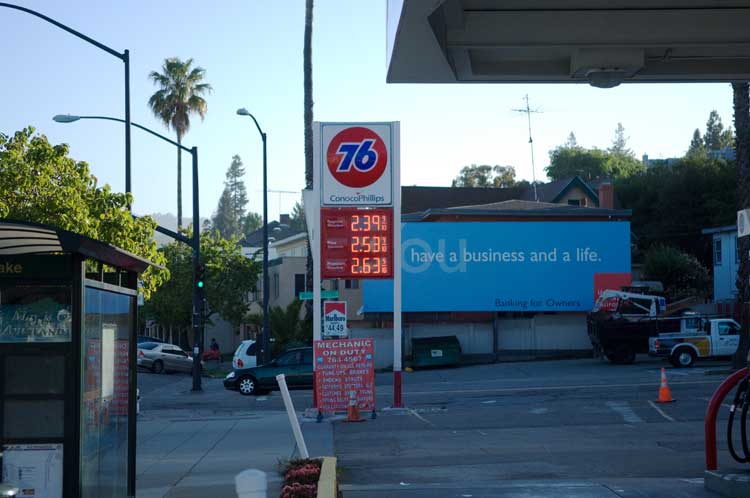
[281,458,322,498]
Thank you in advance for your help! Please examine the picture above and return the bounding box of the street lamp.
[2,3,132,206]
[53,114,205,391]
[236,108,270,364]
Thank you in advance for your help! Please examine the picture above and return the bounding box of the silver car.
[137,342,195,374]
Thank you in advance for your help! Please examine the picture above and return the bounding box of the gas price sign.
[321,207,393,279]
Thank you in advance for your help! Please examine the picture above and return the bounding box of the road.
[333,356,737,497]
[135,356,742,497]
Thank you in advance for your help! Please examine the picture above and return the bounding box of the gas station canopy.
[386,0,750,87]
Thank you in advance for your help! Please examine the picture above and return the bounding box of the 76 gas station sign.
[309,121,403,409]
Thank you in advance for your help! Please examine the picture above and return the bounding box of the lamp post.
[236,108,270,364]
[2,3,132,206]
[53,114,204,391]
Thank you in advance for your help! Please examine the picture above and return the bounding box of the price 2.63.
[351,257,388,275]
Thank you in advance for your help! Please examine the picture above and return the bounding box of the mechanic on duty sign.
[320,123,395,206]
[314,338,375,411]
[323,301,348,338]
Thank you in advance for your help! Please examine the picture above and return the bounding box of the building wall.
[350,313,590,369]
[712,231,739,302]
[269,256,308,309]
[556,186,593,207]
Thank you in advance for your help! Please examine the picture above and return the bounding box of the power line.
[512,94,543,201]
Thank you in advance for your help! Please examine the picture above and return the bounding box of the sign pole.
[392,123,402,408]
[312,122,322,410]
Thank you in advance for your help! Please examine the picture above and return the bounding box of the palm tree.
[733,82,750,368]
[148,57,212,228]
[303,0,315,315]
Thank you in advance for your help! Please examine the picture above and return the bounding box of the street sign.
[299,290,339,300]
[323,301,348,338]
[314,338,375,411]
[320,207,394,279]
[738,209,750,238]
[320,123,395,206]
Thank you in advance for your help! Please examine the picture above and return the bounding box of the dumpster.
[0,220,158,498]
[411,336,462,368]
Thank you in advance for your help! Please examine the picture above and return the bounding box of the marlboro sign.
[323,301,347,338]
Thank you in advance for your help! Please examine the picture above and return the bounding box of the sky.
[0,1,737,223]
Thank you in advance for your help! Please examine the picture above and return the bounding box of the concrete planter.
[316,457,338,498]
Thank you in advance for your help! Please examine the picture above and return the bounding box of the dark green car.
[223,347,313,395]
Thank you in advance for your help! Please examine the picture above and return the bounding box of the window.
[302,349,313,365]
[139,342,160,350]
[276,351,301,366]
[714,239,723,265]
[345,279,360,289]
[246,342,257,355]
[718,322,740,336]
[294,274,306,298]
[567,199,581,206]
[736,236,740,264]
[273,274,280,299]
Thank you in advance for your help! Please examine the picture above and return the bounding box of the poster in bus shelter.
[314,338,375,411]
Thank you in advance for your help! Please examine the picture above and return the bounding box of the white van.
[232,340,258,369]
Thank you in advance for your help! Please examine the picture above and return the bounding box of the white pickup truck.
[648,317,740,367]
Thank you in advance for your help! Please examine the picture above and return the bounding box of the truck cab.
[648,318,740,367]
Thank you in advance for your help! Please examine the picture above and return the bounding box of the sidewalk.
[136,413,335,498]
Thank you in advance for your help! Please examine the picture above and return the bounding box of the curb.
[316,457,338,498]
[705,469,750,498]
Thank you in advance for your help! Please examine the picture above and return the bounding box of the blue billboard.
[363,221,631,312]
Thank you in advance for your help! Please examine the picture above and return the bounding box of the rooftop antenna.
[512,94,542,201]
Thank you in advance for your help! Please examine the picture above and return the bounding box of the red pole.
[705,367,748,470]
[393,370,402,408]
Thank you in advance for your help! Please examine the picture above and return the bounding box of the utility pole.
[512,95,543,201]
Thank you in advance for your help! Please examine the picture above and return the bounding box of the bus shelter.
[0,220,157,498]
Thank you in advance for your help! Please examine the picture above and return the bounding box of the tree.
[452,164,517,187]
[148,57,213,228]
[546,146,610,180]
[143,230,260,341]
[642,245,710,301]
[303,0,315,322]
[609,123,631,156]
[248,299,311,356]
[687,129,706,156]
[242,212,263,237]
[211,155,250,239]
[290,201,306,231]
[616,155,736,265]
[0,127,168,297]
[704,110,734,151]
[733,82,750,369]
[564,132,578,148]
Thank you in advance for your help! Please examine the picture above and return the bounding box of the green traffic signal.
[197,280,204,288]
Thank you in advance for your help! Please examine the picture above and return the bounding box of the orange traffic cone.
[656,367,675,403]
[346,390,364,422]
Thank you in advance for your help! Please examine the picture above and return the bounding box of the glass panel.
[3,400,64,438]
[276,352,298,366]
[4,355,65,395]
[80,287,133,498]
[302,349,313,365]
[138,342,159,350]
[0,284,71,342]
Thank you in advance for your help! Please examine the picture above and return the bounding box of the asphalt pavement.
[333,356,739,498]
[134,356,746,498]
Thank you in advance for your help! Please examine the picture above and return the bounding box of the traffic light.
[196,263,206,289]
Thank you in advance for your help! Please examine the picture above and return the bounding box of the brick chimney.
[598,182,614,210]
[279,214,291,225]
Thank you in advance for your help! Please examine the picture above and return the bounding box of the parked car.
[224,347,313,395]
[137,335,165,344]
[137,342,197,374]
[649,317,741,367]
[232,339,258,369]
